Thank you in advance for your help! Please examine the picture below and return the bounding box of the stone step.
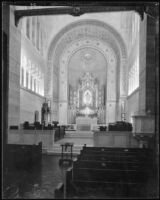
[42,148,48,154]
[47,144,84,155]
[65,131,93,138]
[47,149,81,155]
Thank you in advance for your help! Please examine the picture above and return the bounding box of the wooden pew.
[54,183,64,199]
[6,142,42,170]
[80,149,149,158]
[77,153,148,163]
[72,167,147,183]
[67,166,147,198]
[79,147,152,167]
[70,180,144,198]
[73,160,146,170]
[82,146,151,154]
[66,147,151,198]
[81,147,152,159]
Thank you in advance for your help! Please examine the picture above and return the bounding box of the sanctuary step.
[65,131,93,138]
[47,144,83,155]
[47,131,94,155]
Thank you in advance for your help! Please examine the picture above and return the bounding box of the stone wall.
[139,14,147,114]
[20,88,45,123]
[8,6,21,126]
[2,3,10,153]
[138,15,156,115]
[126,13,140,123]
[126,89,139,123]
[146,16,156,114]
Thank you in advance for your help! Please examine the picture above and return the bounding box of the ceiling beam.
[6,1,158,6]
[13,6,140,26]
[14,3,159,26]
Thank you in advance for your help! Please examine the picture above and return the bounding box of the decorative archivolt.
[61,38,117,71]
[48,19,127,60]
[59,39,118,103]
[46,19,128,99]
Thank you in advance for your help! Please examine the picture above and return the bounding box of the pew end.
[54,182,64,199]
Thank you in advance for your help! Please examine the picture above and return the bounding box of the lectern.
[59,142,74,166]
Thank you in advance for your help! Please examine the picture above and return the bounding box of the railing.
[8,129,55,151]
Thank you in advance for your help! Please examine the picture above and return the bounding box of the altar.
[68,72,106,125]
[76,116,97,131]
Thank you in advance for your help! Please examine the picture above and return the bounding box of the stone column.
[119,58,127,121]
[8,7,21,127]
[45,60,53,98]
[145,16,156,115]
[138,14,156,115]
[133,14,156,136]
[139,14,147,115]
[59,62,68,125]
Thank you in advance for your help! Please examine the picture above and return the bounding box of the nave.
[2,2,159,199]
[3,145,158,199]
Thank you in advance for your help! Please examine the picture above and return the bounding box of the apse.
[47,19,127,125]
[68,47,107,124]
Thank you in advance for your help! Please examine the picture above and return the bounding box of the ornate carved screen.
[78,72,97,111]
[68,72,106,124]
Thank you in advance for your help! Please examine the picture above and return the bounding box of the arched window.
[32,17,36,45]
[30,75,33,91]
[21,67,24,86]
[37,81,39,94]
[128,56,139,95]
[26,71,29,88]
[26,18,30,39]
[36,20,40,50]
[40,31,43,55]
[34,111,39,122]
[34,79,36,92]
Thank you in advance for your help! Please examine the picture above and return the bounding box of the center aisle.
[47,131,94,155]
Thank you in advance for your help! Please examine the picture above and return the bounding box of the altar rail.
[93,131,139,148]
[8,130,55,151]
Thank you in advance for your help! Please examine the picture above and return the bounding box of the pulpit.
[132,115,155,135]
[132,115,155,148]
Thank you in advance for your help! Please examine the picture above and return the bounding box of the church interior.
[2,2,159,199]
